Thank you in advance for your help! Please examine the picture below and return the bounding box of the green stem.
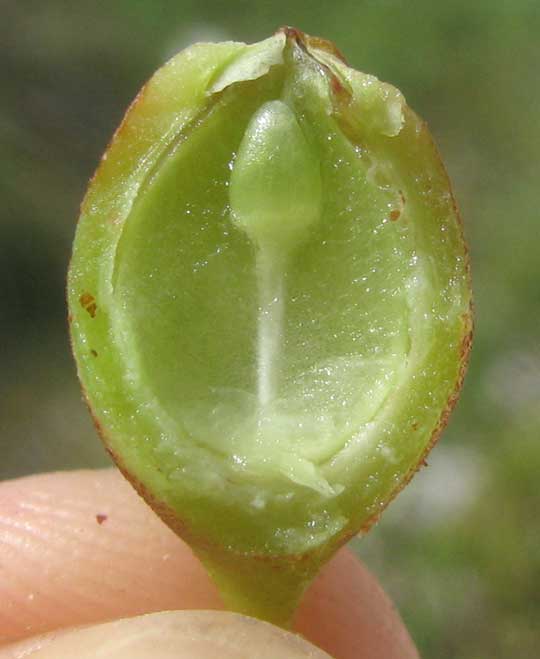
[196,545,320,628]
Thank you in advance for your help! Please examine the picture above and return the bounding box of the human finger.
[0,469,417,658]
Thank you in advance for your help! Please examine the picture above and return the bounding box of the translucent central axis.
[228,99,322,408]
[256,247,286,407]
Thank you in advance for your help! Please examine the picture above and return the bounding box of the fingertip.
[296,548,419,659]
[0,469,222,644]
[0,470,418,658]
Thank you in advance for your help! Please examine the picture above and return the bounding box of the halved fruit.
[68,28,472,626]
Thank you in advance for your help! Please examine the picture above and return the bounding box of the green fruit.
[68,27,472,626]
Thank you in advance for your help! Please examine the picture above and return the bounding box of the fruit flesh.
[68,30,472,624]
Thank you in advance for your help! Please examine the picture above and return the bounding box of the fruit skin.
[68,27,473,626]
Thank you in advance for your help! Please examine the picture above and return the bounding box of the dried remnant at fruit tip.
[278,25,348,64]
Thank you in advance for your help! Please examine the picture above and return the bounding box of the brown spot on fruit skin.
[96,513,108,525]
[90,349,98,357]
[80,293,97,318]
[390,209,401,221]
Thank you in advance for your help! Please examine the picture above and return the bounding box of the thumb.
[1,611,331,659]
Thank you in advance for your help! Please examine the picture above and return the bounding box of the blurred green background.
[2,2,539,657]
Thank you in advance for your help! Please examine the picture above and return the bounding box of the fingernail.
[2,610,332,658]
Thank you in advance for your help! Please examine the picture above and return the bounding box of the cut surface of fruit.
[68,28,472,624]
